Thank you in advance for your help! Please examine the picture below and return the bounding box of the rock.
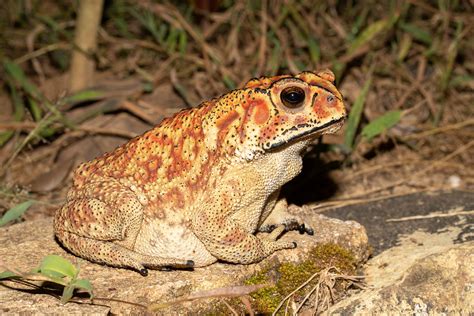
[327,190,474,255]
[327,228,473,314]
[323,190,474,314]
[0,205,369,314]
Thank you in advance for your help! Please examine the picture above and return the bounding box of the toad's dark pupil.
[281,87,305,108]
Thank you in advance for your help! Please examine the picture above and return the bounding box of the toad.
[54,70,346,275]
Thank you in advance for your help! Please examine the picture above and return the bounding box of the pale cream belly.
[133,218,217,267]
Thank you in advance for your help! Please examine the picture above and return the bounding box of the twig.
[91,296,147,309]
[403,118,474,140]
[222,299,239,316]
[239,296,255,316]
[149,284,267,311]
[0,121,137,139]
[387,208,474,222]
[272,270,323,315]
[15,42,71,65]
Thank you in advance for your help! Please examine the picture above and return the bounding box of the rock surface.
[327,231,473,314]
[327,190,473,255]
[0,206,369,314]
[325,190,474,315]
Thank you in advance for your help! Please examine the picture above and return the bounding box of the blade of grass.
[347,14,398,55]
[166,27,179,53]
[0,80,26,146]
[440,21,463,94]
[3,59,43,101]
[397,33,412,62]
[344,77,372,150]
[62,89,105,105]
[178,29,187,55]
[399,22,432,45]
[362,110,402,141]
[0,200,34,227]
[435,21,464,125]
[223,75,236,90]
[27,98,43,121]
[347,7,369,42]
[131,9,162,44]
[268,33,282,76]
[308,37,321,65]
[449,74,474,88]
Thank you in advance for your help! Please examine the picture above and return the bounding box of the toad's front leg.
[191,178,296,264]
[258,198,314,235]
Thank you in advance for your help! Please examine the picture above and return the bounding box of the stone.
[327,229,473,314]
[0,205,369,314]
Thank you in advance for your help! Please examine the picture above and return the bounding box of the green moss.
[308,243,356,273]
[244,267,282,313]
[244,243,357,314]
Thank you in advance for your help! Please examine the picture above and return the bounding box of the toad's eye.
[280,87,305,108]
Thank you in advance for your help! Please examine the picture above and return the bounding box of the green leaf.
[440,21,462,93]
[0,132,14,147]
[308,37,320,65]
[72,279,94,298]
[61,285,75,304]
[39,255,78,280]
[397,33,412,62]
[399,22,432,45]
[0,271,20,280]
[0,200,34,227]
[27,98,43,122]
[347,7,369,42]
[223,75,236,90]
[450,74,474,88]
[64,89,104,104]
[3,59,43,101]
[7,79,25,121]
[348,15,398,55]
[131,9,161,44]
[178,30,187,55]
[332,59,346,85]
[362,110,402,141]
[344,78,372,150]
[166,28,179,53]
[268,35,282,76]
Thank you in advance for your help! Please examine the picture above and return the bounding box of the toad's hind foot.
[56,230,194,275]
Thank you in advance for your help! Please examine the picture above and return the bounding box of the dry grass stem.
[387,207,474,222]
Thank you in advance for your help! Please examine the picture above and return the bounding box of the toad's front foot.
[285,221,314,235]
[259,199,314,236]
[260,221,313,235]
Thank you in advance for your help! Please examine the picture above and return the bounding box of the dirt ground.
[0,0,472,313]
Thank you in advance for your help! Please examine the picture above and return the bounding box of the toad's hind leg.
[57,230,193,276]
[54,181,193,275]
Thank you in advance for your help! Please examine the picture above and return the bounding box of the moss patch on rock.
[244,243,357,313]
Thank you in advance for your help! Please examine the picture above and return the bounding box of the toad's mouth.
[265,116,346,151]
